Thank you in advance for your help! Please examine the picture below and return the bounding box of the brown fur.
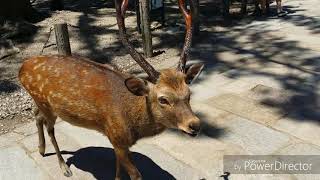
[19,55,202,180]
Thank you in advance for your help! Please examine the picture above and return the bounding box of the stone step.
[203,84,294,125]
[137,129,246,179]
[271,114,320,147]
[0,145,51,180]
[190,102,293,155]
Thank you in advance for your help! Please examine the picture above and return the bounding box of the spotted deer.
[242,0,286,16]
[18,0,204,179]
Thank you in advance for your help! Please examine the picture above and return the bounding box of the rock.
[0,145,50,180]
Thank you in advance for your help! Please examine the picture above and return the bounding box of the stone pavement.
[1,0,320,179]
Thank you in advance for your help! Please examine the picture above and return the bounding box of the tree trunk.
[0,0,34,18]
[54,23,72,56]
[139,0,153,57]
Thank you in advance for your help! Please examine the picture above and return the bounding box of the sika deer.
[242,0,286,17]
[19,0,203,179]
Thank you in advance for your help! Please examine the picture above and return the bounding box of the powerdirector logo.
[223,155,320,174]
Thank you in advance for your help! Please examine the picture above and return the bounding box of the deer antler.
[115,0,160,83]
[178,0,195,73]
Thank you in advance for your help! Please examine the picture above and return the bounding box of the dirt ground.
[0,0,265,134]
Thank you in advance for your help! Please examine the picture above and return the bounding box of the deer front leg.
[260,0,267,15]
[254,0,261,15]
[114,147,141,180]
[276,0,282,13]
[266,0,270,14]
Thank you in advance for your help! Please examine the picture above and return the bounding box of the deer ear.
[125,77,150,96]
[185,63,204,84]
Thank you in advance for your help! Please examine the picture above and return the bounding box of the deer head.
[115,0,204,136]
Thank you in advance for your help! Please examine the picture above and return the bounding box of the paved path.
[1,0,320,179]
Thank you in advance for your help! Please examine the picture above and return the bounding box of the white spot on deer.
[37,74,42,81]
[51,92,63,98]
[28,76,33,83]
[39,83,45,92]
[43,79,49,86]
[61,96,68,102]
[33,62,46,70]
[41,66,46,71]
[20,76,26,83]
[82,70,88,75]
[54,69,61,76]
[48,97,53,104]
[30,90,38,96]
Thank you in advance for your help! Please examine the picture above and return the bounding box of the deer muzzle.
[178,116,201,137]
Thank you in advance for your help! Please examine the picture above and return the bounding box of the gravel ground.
[0,87,35,134]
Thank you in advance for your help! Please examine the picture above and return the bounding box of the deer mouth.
[179,127,199,137]
[182,130,198,137]
[178,122,200,137]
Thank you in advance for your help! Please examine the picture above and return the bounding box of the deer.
[18,0,204,179]
[241,0,287,17]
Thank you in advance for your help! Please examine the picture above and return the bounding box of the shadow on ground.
[186,0,320,123]
[168,111,227,139]
[64,146,175,180]
[0,79,20,93]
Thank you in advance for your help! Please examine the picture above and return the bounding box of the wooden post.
[139,0,153,57]
[54,23,71,56]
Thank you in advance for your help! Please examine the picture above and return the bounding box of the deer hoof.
[38,146,45,157]
[61,163,73,177]
[63,168,73,177]
[277,11,288,17]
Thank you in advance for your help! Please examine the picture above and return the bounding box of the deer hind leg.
[265,0,270,14]
[254,0,261,15]
[34,107,46,156]
[114,147,141,180]
[276,0,282,13]
[260,0,267,14]
[37,106,73,177]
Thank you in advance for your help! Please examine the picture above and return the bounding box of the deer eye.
[158,96,170,105]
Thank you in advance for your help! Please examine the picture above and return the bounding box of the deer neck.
[128,96,166,141]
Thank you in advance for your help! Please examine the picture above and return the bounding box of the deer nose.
[189,122,200,135]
